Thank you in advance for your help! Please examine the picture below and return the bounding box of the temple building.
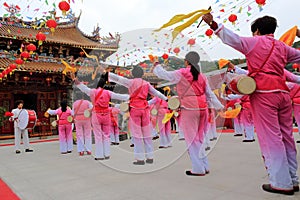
[0,7,120,139]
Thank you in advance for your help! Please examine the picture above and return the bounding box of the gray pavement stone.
[0,133,299,200]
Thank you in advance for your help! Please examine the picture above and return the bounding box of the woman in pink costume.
[202,14,300,195]
[148,96,172,148]
[109,104,121,145]
[47,100,73,154]
[153,51,224,176]
[72,98,93,156]
[109,66,167,165]
[287,82,300,144]
[75,76,129,160]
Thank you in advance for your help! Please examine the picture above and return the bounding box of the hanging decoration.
[255,0,266,11]
[228,14,237,25]
[58,0,70,16]
[173,47,180,55]
[21,51,30,61]
[46,19,57,34]
[36,32,46,46]
[187,38,196,46]
[26,43,36,54]
[15,58,24,66]
[205,29,213,38]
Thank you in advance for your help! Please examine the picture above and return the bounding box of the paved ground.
[0,131,300,200]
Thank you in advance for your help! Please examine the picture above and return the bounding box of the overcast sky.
[77,0,300,60]
[1,0,300,61]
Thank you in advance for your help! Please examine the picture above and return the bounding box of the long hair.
[251,15,277,35]
[187,61,200,81]
[61,100,67,112]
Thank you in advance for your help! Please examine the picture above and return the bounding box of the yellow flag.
[213,89,219,97]
[218,59,230,69]
[155,10,203,32]
[219,107,241,118]
[81,48,99,63]
[61,59,77,75]
[162,111,174,124]
[156,9,211,41]
[220,83,226,94]
[279,26,298,46]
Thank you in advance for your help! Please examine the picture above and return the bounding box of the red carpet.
[0,179,21,200]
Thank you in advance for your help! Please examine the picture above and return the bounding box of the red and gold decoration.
[46,19,57,34]
[36,32,46,46]
[255,0,266,10]
[228,14,237,25]
[187,38,196,46]
[26,43,36,54]
[173,47,180,55]
[15,58,24,66]
[58,0,71,16]
[21,51,30,61]
[205,29,213,38]
[292,63,299,71]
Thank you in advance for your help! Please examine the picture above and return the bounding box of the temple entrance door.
[13,94,37,111]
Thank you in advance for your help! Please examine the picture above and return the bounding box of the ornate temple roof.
[0,20,118,50]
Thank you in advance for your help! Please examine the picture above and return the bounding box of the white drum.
[51,120,57,127]
[83,109,91,118]
[18,110,37,130]
[168,96,180,110]
[120,102,129,112]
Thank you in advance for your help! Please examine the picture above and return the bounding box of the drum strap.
[92,88,105,110]
[130,80,144,100]
[16,109,23,120]
[73,99,84,118]
[248,40,275,78]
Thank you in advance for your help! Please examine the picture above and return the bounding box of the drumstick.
[197,6,211,28]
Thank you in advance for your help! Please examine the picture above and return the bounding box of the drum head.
[151,108,158,116]
[168,97,180,110]
[67,116,73,123]
[120,102,129,112]
[51,120,57,127]
[18,110,29,130]
[237,76,256,95]
[83,109,91,118]
[18,110,37,130]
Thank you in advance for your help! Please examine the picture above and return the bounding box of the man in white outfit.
[10,100,33,154]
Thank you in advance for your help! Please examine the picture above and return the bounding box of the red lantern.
[205,29,213,38]
[187,38,196,46]
[58,0,70,16]
[15,58,24,66]
[256,0,266,6]
[21,51,30,61]
[9,64,17,71]
[162,53,169,60]
[173,47,180,55]
[0,73,3,80]
[26,43,36,54]
[46,19,57,34]
[292,63,299,71]
[228,14,237,25]
[36,32,46,46]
